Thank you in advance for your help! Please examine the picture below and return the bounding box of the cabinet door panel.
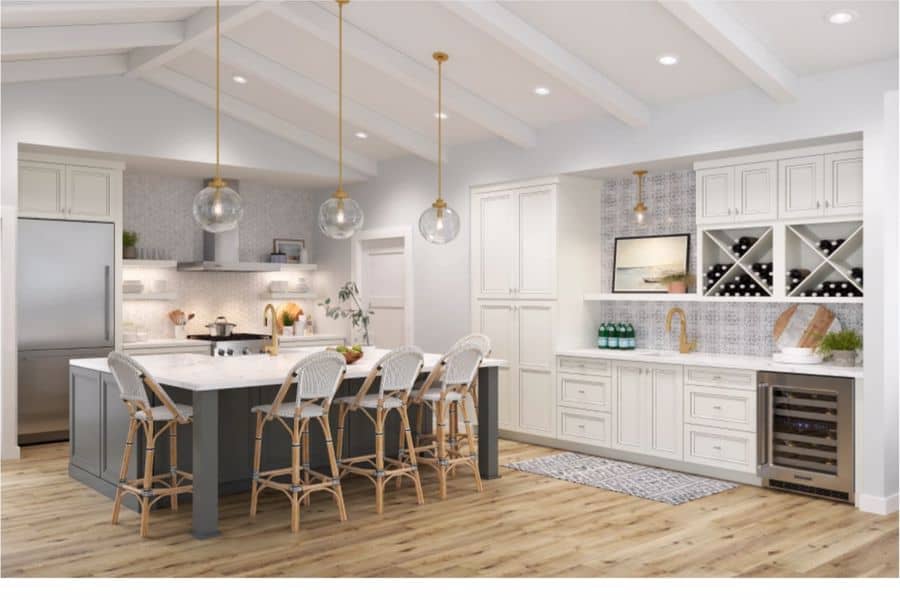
[517,303,553,370]
[518,368,554,435]
[558,407,611,446]
[647,365,683,459]
[18,160,65,216]
[779,156,824,219]
[613,364,644,451]
[70,368,101,476]
[100,373,136,484]
[67,165,113,219]
[477,191,517,298]
[478,303,516,430]
[735,161,777,221]
[824,150,863,216]
[696,167,733,225]
[517,186,556,298]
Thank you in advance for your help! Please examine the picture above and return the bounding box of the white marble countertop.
[557,348,864,379]
[123,333,343,350]
[71,348,507,391]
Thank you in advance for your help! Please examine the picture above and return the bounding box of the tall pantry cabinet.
[470,177,601,436]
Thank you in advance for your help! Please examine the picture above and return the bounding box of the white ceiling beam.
[1,22,183,59]
[0,1,251,18]
[203,38,441,163]
[659,0,797,103]
[142,67,377,177]
[127,2,270,77]
[268,1,536,149]
[442,1,650,128]
[2,54,127,83]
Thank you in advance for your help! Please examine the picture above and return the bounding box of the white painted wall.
[0,75,363,460]
[340,59,898,510]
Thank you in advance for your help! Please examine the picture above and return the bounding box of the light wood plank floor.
[2,440,897,577]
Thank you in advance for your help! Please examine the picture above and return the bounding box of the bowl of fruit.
[331,344,364,364]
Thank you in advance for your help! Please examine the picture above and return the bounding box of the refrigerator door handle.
[104,265,112,343]
[757,382,769,468]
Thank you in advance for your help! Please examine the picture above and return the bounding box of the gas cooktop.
[188,333,270,342]
[188,333,272,356]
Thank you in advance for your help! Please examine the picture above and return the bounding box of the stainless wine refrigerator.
[757,371,854,503]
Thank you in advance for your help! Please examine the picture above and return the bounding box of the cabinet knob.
[727,208,731,215]
[577,389,585,394]
[712,405,722,410]
[712,445,722,451]
[577,424,585,429]
[735,207,740,214]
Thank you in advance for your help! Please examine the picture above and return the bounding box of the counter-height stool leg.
[458,393,483,492]
[250,411,264,519]
[336,403,349,462]
[290,418,303,533]
[111,418,138,525]
[169,426,179,512]
[319,413,348,521]
[435,398,449,499]
[139,421,156,538]
[374,406,386,514]
[399,405,424,505]
[302,419,311,507]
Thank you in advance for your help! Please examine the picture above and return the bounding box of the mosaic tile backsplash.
[591,170,863,357]
[122,171,323,339]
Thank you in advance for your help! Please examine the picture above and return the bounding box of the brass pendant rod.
[437,56,442,201]
[337,0,344,195]
[215,0,221,182]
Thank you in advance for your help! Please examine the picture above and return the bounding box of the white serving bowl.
[782,347,814,357]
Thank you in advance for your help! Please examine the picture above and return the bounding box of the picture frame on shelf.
[612,233,690,293]
[273,238,306,264]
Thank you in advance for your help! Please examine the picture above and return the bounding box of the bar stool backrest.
[293,350,348,410]
[107,351,187,422]
[449,333,492,359]
[441,346,484,389]
[377,346,424,396]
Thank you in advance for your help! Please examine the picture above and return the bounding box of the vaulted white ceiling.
[2,0,897,177]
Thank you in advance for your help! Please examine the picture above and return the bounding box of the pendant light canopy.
[319,0,364,240]
[419,52,460,244]
[193,0,243,233]
[632,169,650,226]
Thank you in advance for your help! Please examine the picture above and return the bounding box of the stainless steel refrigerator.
[17,218,115,444]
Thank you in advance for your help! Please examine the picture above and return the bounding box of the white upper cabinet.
[735,161,778,221]
[824,150,863,216]
[696,167,734,225]
[473,183,557,300]
[18,155,122,222]
[779,155,824,220]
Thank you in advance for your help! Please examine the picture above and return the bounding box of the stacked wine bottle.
[704,263,733,293]
[713,273,770,297]
[786,268,811,293]
[818,238,845,256]
[730,236,759,258]
[849,267,863,287]
[799,280,863,297]
[750,262,774,288]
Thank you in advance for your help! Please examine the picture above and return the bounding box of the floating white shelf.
[261,292,317,300]
[583,293,861,304]
[123,292,177,301]
[123,259,177,269]
[278,263,317,272]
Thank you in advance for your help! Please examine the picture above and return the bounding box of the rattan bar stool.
[107,352,194,538]
[409,345,484,499]
[249,350,348,533]
[335,347,425,514]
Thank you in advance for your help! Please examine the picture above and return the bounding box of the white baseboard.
[857,492,900,515]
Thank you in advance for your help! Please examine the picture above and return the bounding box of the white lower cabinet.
[683,424,757,474]
[519,368,555,435]
[612,361,683,460]
[558,406,611,446]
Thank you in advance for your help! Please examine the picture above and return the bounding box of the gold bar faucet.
[263,303,279,356]
[665,307,697,354]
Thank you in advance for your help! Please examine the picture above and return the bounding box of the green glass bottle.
[597,323,608,349]
[626,323,636,350]
[607,322,619,349]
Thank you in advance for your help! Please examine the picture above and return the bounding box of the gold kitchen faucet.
[665,307,697,354]
[263,304,280,356]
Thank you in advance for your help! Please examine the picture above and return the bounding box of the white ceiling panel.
[722,0,898,75]
[0,3,201,28]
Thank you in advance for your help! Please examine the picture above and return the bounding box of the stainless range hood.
[177,178,281,272]
[177,228,281,272]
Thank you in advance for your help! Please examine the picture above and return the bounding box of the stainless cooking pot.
[206,316,236,337]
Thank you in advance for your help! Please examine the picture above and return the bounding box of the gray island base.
[69,349,503,538]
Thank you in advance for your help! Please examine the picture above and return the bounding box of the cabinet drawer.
[557,356,610,376]
[685,366,755,390]
[683,424,757,473]
[558,374,611,411]
[558,407,611,447]
[685,385,756,432]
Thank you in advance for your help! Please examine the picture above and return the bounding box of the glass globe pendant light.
[419,52,460,244]
[318,0,363,240]
[193,0,243,233]
[632,169,651,226]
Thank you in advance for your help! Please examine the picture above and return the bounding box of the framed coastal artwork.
[612,233,690,293]
[273,238,306,263]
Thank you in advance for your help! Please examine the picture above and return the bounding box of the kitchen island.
[69,348,505,538]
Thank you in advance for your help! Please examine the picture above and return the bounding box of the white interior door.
[352,229,413,349]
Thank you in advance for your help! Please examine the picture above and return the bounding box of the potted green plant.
[319,281,374,347]
[817,330,862,366]
[281,312,295,337]
[122,230,138,259]
[659,272,694,294]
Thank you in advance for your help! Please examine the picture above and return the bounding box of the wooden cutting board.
[773,304,842,350]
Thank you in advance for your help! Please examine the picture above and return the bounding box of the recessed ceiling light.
[827,9,858,25]
[232,75,247,84]
[534,86,551,96]
[657,54,679,66]
[435,112,448,120]
[355,131,368,139]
